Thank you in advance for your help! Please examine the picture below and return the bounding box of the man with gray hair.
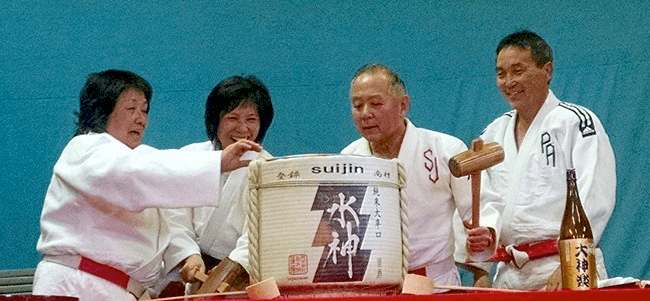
[341,63,501,286]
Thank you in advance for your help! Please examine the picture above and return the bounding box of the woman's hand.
[221,139,262,173]
[181,254,206,283]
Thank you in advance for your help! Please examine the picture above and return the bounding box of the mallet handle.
[471,139,483,228]
[195,270,208,282]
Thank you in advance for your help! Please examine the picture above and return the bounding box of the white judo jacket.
[164,141,271,273]
[342,119,501,285]
[35,133,227,300]
[482,90,616,289]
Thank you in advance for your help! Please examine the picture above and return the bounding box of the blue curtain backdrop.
[1,1,648,281]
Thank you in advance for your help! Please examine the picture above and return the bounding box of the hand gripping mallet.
[191,257,280,299]
[448,139,504,228]
[194,257,250,295]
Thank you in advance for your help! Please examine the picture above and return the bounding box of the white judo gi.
[482,90,616,290]
[164,141,271,278]
[33,133,228,301]
[342,119,501,286]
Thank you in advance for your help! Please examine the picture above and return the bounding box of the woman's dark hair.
[74,69,152,136]
[205,75,274,148]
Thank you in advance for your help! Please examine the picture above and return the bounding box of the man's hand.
[181,254,206,283]
[466,224,495,253]
[221,139,262,173]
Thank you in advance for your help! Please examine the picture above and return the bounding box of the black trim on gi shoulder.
[559,102,596,137]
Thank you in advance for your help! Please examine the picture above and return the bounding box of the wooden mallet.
[194,257,250,295]
[448,138,504,228]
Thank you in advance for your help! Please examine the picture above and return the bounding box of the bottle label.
[559,238,597,290]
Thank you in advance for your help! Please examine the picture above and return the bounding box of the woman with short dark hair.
[33,70,261,301]
[163,75,274,295]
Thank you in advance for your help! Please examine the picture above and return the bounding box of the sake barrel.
[247,154,409,296]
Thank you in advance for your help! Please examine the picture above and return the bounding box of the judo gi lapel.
[397,119,417,164]
[501,90,559,241]
[199,143,254,250]
[217,149,272,227]
[355,138,374,156]
[516,90,559,161]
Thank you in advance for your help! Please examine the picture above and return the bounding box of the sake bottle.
[559,169,597,289]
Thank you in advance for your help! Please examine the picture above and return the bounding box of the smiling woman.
[161,75,275,296]
[206,75,274,149]
[217,104,261,147]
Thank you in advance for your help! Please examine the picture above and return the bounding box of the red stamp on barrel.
[288,254,308,275]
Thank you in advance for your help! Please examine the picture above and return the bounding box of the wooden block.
[246,277,280,299]
[401,274,435,295]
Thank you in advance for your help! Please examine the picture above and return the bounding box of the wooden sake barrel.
[247,154,409,296]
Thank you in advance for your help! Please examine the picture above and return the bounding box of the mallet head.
[449,141,504,177]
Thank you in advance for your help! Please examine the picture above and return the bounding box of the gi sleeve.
[54,133,223,211]
[562,110,616,245]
